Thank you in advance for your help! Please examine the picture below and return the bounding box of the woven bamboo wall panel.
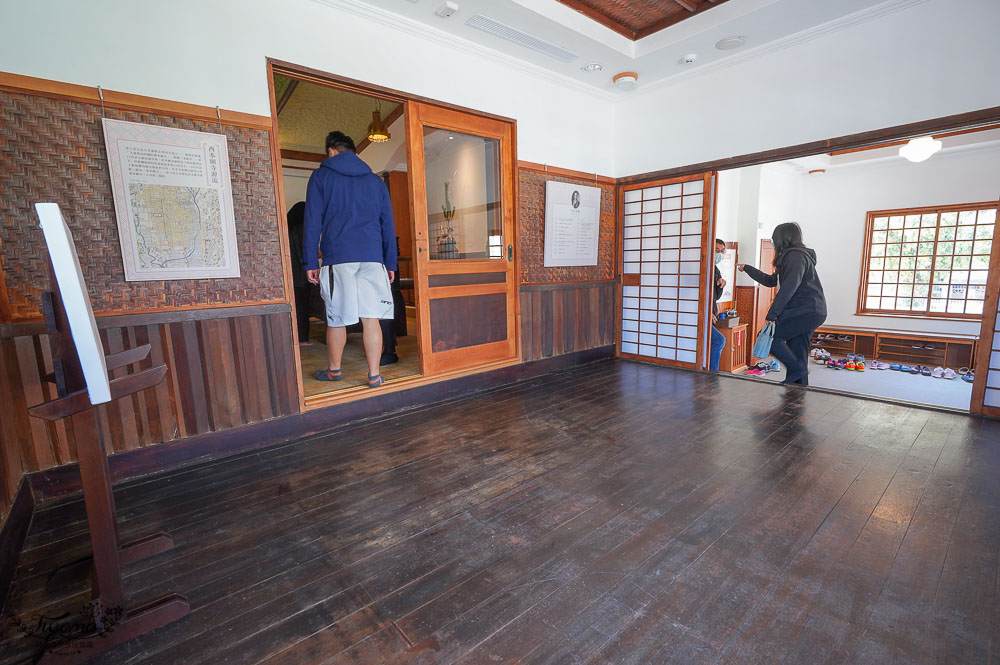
[0,90,285,322]
[518,169,615,284]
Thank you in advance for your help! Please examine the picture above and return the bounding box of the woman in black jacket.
[738,222,827,385]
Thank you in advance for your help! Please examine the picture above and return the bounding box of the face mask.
[714,252,725,265]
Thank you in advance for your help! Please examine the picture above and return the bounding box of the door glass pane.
[423,127,502,260]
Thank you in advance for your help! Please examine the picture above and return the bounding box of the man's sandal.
[315,368,343,381]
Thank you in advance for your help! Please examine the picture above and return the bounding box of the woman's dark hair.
[771,222,806,268]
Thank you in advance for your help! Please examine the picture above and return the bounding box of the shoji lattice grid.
[984,296,1000,408]
[620,178,706,365]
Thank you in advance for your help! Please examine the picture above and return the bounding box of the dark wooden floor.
[4,358,1000,664]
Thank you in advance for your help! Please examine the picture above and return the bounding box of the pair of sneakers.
[845,353,866,372]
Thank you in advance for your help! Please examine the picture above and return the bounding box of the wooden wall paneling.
[36,335,73,464]
[201,318,240,431]
[1,339,38,474]
[12,336,55,467]
[518,282,617,362]
[0,341,24,517]
[270,312,299,417]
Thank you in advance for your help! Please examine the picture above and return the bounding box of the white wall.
[0,0,615,175]
[720,145,1000,336]
[614,0,1000,177]
[795,146,1000,335]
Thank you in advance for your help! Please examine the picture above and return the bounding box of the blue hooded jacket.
[302,152,397,271]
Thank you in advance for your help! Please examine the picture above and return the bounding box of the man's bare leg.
[360,317,383,378]
[327,325,347,371]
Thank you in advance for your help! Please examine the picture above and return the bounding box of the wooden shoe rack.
[810,326,976,369]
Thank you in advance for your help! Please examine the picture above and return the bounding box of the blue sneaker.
[769,359,781,372]
[890,363,901,370]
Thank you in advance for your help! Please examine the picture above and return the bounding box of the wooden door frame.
[265,59,521,411]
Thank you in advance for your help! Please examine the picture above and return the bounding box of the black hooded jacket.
[743,247,827,322]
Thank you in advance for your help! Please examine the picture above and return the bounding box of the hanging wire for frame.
[97,85,106,118]
[216,105,224,135]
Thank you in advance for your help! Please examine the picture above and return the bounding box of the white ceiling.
[329,0,913,94]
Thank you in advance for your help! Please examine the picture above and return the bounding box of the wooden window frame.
[856,201,1000,321]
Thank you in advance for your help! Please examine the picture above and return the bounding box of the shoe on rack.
[925,344,936,350]
[943,368,957,380]
[932,366,944,378]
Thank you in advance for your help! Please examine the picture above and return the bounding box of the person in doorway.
[303,131,397,388]
[709,238,727,371]
[286,201,313,345]
[738,222,826,386]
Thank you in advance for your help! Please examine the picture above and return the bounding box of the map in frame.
[103,118,240,281]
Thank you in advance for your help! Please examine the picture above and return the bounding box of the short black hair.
[325,131,356,154]
[715,238,726,247]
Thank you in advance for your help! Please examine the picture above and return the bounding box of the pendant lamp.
[367,100,391,143]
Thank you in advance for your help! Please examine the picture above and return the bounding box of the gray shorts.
[319,262,393,327]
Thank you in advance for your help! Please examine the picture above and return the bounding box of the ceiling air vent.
[465,14,579,63]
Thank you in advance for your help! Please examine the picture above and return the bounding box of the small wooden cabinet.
[719,323,748,373]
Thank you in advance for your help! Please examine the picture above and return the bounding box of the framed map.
[102,118,240,281]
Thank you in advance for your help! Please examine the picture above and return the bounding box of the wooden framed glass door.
[406,102,519,374]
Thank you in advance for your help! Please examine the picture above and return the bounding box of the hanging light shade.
[367,100,391,143]
[899,136,942,163]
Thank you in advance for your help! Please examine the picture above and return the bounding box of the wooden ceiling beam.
[275,79,298,115]
[674,0,697,12]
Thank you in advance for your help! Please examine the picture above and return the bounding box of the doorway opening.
[267,61,522,409]
[711,125,1000,411]
[270,71,421,398]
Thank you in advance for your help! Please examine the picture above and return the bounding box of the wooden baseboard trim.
[27,345,616,501]
[0,478,34,614]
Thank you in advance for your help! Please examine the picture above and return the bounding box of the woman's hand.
[736,264,746,272]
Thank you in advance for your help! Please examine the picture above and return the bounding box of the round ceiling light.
[581,63,604,72]
[715,36,745,50]
[899,136,943,163]
[612,71,638,91]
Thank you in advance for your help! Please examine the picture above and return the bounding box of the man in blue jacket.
[303,131,397,388]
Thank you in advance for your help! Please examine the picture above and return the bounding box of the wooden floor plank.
[4,360,1000,665]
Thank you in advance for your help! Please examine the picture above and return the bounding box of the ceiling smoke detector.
[435,1,458,18]
[680,53,698,65]
[581,62,603,72]
[612,71,638,91]
[715,36,745,50]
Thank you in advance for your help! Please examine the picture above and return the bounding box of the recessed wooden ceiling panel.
[554,0,730,40]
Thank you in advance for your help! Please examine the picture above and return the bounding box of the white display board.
[543,181,601,267]
[718,247,737,303]
[102,118,240,281]
[35,203,112,405]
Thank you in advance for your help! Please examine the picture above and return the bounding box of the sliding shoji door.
[618,173,715,369]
